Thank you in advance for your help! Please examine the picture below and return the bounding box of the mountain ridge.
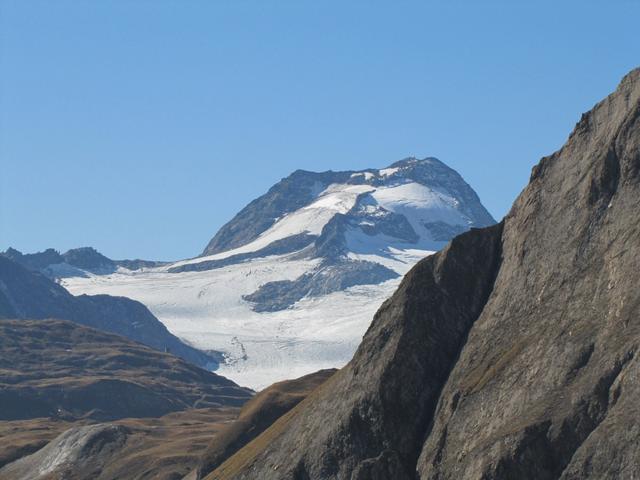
[0,319,251,422]
[0,256,221,369]
[2,247,168,276]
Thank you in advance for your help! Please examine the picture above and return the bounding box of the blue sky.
[1,1,638,260]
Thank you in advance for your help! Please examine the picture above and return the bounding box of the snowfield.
[62,249,432,390]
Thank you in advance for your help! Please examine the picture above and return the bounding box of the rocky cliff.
[208,68,640,480]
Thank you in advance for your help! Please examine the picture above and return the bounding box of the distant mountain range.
[0,256,220,369]
[18,156,494,389]
[2,246,167,276]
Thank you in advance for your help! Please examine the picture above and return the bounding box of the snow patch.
[378,167,400,177]
[62,249,433,390]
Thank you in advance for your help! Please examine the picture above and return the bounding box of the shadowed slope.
[196,369,336,479]
[0,319,251,422]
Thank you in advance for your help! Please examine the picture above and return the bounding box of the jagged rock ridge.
[1,247,168,277]
[208,68,640,479]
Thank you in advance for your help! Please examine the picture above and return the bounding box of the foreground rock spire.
[207,68,640,479]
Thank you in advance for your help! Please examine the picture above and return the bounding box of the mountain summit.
[202,157,495,257]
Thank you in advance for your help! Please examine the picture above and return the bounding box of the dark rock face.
[208,69,640,479]
[203,170,352,256]
[62,247,117,272]
[310,201,420,261]
[0,319,252,422]
[0,256,221,369]
[170,233,317,273]
[114,258,169,270]
[1,247,64,271]
[416,67,640,480]
[421,220,468,241]
[242,260,398,312]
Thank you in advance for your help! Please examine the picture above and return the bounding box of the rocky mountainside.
[59,158,494,389]
[0,256,221,369]
[206,68,640,479]
[0,370,337,480]
[0,408,240,480]
[0,319,251,422]
[195,369,336,479]
[0,332,329,480]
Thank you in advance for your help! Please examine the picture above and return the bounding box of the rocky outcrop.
[0,424,130,480]
[62,247,117,272]
[0,256,222,369]
[208,68,640,479]
[242,260,398,312]
[0,406,242,479]
[1,247,64,271]
[2,246,116,274]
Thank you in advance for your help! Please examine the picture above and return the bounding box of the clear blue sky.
[1,1,638,260]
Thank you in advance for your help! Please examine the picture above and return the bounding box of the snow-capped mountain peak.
[59,156,495,389]
[201,156,494,259]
